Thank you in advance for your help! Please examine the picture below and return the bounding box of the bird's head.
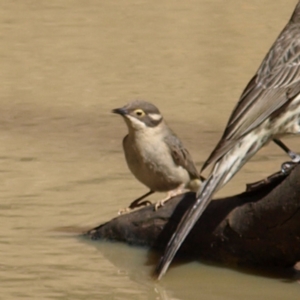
[112,100,164,133]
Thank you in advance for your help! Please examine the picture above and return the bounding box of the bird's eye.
[134,109,145,117]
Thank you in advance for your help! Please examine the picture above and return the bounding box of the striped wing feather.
[202,21,300,172]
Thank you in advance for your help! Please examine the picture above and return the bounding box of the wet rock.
[85,164,300,268]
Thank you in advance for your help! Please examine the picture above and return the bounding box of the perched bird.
[112,100,202,213]
[156,1,300,279]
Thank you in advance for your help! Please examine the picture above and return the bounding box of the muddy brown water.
[0,0,299,299]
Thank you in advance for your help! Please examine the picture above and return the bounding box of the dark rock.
[85,164,300,268]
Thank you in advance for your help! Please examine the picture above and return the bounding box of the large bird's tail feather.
[155,130,266,279]
[155,170,226,280]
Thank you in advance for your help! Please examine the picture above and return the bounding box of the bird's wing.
[164,132,200,179]
[202,22,300,172]
[156,2,300,281]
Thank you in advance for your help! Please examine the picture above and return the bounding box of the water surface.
[0,0,299,299]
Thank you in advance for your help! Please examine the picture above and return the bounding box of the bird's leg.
[273,138,300,162]
[127,190,154,209]
[272,138,300,174]
[154,184,185,211]
[246,139,299,192]
[118,190,154,215]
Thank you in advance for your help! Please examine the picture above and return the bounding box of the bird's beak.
[112,107,128,116]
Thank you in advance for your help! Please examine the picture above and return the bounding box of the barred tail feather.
[155,129,268,279]
[155,170,227,280]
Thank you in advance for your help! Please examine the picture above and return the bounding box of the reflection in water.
[90,240,300,300]
[0,0,299,299]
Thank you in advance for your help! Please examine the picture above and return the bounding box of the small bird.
[156,1,300,279]
[112,100,202,214]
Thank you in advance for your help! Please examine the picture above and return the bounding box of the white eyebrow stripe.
[148,113,162,121]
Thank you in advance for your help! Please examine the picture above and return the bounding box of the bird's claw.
[118,207,130,215]
[118,200,152,215]
[281,161,297,174]
[154,201,164,211]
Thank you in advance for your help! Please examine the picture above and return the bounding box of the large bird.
[156,0,300,279]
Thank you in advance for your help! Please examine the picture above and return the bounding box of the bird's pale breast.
[123,129,191,192]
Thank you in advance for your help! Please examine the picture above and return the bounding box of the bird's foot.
[281,160,298,174]
[154,198,169,211]
[118,190,154,215]
[118,207,131,215]
[154,187,184,211]
[118,200,152,215]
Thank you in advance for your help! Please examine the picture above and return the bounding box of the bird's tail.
[154,171,224,280]
[155,147,249,280]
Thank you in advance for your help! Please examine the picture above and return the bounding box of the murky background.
[1,0,300,299]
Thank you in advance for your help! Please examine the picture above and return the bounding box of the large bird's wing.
[156,1,300,281]
[202,22,300,172]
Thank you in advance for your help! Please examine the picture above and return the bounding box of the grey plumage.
[164,134,200,181]
[203,2,300,170]
[156,1,300,279]
[113,100,202,212]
